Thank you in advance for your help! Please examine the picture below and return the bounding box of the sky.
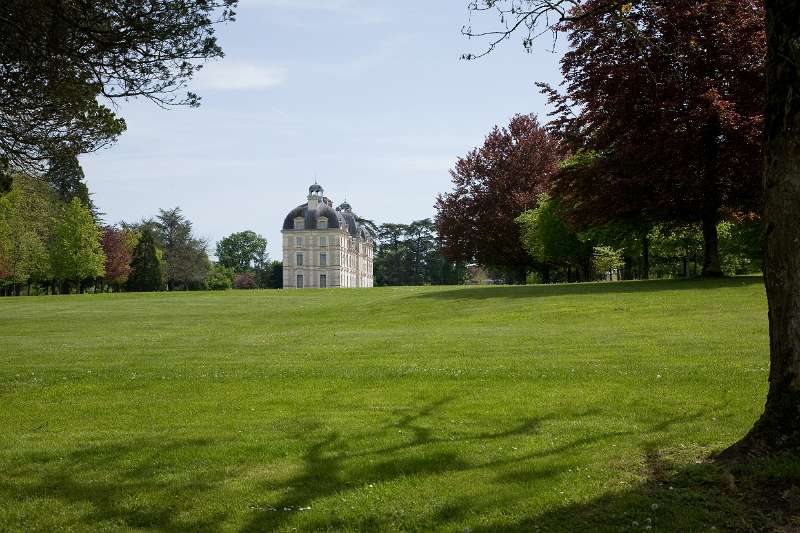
[80,0,565,260]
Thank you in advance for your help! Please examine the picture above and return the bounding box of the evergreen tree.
[45,154,97,217]
[265,261,283,289]
[127,227,164,292]
[155,207,209,290]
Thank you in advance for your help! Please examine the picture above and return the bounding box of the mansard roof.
[283,184,371,241]
[282,202,342,231]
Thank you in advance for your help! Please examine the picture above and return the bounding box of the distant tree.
[204,263,234,291]
[592,246,625,280]
[581,219,652,280]
[155,207,209,290]
[516,195,592,283]
[0,0,237,171]
[216,231,268,273]
[436,114,564,282]
[375,223,411,286]
[101,226,136,291]
[264,261,283,289]
[45,154,97,218]
[0,175,54,295]
[51,198,105,293]
[127,227,164,292]
[374,220,466,286]
[405,219,438,285]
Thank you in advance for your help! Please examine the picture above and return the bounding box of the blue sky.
[80,0,564,260]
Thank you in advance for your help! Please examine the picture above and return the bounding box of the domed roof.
[337,207,362,237]
[282,202,341,231]
[309,183,323,194]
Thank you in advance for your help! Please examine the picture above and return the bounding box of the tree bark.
[541,265,551,284]
[623,255,633,280]
[701,212,723,277]
[728,0,800,455]
[641,235,650,280]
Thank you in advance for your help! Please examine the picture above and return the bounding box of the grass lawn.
[0,276,797,531]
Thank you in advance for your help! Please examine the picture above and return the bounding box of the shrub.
[204,263,234,290]
[234,272,256,289]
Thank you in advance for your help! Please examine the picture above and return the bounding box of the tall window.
[294,217,304,230]
[296,274,304,289]
[320,253,327,266]
[319,236,327,246]
[320,274,327,288]
[318,217,328,229]
[296,236,303,246]
[296,253,303,266]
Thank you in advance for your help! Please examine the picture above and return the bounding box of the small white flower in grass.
[651,503,659,510]
[656,374,662,379]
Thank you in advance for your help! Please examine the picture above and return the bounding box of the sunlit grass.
[0,277,786,531]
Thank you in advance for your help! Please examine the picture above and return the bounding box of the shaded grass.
[0,276,796,531]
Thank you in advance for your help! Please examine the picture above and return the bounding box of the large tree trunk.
[729,0,800,455]
[701,212,723,277]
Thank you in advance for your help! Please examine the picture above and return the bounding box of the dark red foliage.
[435,114,564,275]
[101,226,132,287]
[548,0,765,229]
[234,272,256,289]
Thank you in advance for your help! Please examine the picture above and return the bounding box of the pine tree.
[127,227,164,292]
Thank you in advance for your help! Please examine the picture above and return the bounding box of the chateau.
[281,184,374,289]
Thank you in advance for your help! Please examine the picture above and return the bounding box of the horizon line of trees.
[0,159,289,296]
[373,218,467,287]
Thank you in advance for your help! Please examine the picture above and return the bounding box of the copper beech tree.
[464,0,800,454]
[547,0,764,277]
[435,114,564,282]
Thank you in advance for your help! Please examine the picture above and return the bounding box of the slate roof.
[282,202,342,231]
[283,186,371,241]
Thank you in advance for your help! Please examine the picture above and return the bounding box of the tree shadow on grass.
[412,276,764,302]
[465,449,800,532]
[3,400,792,532]
[0,437,232,531]
[240,401,711,532]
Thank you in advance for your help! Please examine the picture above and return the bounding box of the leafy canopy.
[0,0,237,171]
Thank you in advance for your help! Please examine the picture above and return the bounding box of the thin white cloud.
[193,61,288,91]
[244,0,387,25]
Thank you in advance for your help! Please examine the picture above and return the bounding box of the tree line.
[372,219,466,286]
[0,161,283,295]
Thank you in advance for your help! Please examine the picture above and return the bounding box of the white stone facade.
[281,184,374,289]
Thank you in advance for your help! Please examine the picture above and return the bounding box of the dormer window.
[318,217,328,229]
[294,217,304,230]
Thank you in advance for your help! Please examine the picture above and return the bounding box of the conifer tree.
[127,227,164,292]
